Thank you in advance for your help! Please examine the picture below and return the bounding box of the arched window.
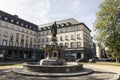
[54,52,57,57]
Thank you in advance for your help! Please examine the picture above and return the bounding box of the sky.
[0,0,103,37]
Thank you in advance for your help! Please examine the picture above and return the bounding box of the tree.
[94,0,120,62]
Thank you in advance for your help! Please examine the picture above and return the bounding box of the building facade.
[0,10,95,61]
[38,18,95,61]
[0,10,42,61]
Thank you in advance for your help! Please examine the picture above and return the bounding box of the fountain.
[13,21,93,77]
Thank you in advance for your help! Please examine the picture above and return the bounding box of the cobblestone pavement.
[0,64,119,80]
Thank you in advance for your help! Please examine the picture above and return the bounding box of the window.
[44,31,46,35]
[75,26,77,30]
[77,34,80,39]
[77,42,81,48]
[42,38,44,42]
[5,23,8,28]
[34,45,36,48]
[65,35,68,40]
[0,30,1,36]
[21,23,24,26]
[0,21,1,26]
[26,25,28,28]
[60,28,64,33]
[16,33,19,41]
[38,39,40,43]
[61,23,65,27]
[29,42,32,48]
[49,30,51,34]
[71,35,75,40]
[57,24,60,28]
[16,27,19,31]
[71,42,75,48]
[60,43,63,46]
[9,41,13,46]
[70,27,74,31]
[40,32,43,35]
[22,29,24,32]
[65,27,68,32]
[30,38,32,42]
[11,25,14,30]
[60,36,63,41]
[33,28,36,30]
[30,31,32,35]
[2,40,7,46]
[4,17,8,21]
[66,22,71,26]
[65,43,69,48]
[21,34,24,40]
[29,26,31,29]
[46,31,49,35]
[34,38,36,43]
[26,36,28,40]
[25,44,28,48]
[38,45,40,48]
[20,43,24,47]
[58,29,60,33]
[1,22,5,27]
[16,21,19,24]
[3,31,8,37]
[46,38,49,42]
[54,52,57,57]
[10,33,14,39]
[26,30,28,34]
[15,42,19,47]
[11,19,14,23]
[34,33,36,36]
[41,44,43,48]
[77,26,80,30]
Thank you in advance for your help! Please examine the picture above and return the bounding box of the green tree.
[94,0,120,62]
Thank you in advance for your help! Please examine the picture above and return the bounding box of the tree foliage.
[94,0,120,62]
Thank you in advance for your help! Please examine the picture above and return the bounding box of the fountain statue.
[40,21,66,65]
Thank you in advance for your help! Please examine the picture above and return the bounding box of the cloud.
[0,0,103,37]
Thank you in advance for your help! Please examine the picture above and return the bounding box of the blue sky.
[0,0,103,36]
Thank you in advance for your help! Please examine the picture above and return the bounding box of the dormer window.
[41,28,44,30]
[4,17,8,21]
[45,27,48,30]
[61,23,65,27]
[29,26,31,29]
[57,24,60,28]
[0,15,1,18]
[16,21,19,24]
[11,19,14,23]
[21,23,24,26]
[48,26,51,29]
[66,22,71,26]
[26,25,28,28]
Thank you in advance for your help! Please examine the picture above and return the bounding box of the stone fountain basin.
[23,62,83,73]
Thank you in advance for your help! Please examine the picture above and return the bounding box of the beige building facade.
[38,18,95,61]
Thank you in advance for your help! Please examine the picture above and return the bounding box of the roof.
[0,10,38,31]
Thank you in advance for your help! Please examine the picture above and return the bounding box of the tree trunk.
[116,57,119,63]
